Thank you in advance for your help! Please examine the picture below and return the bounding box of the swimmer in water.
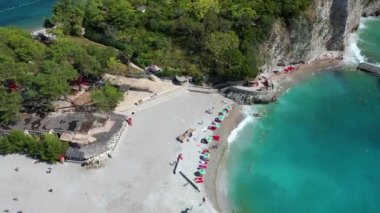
[248,165,253,173]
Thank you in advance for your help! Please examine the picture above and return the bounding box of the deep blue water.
[228,18,380,213]
[0,0,56,30]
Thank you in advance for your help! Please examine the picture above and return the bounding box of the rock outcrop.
[259,0,380,71]
[362,0,380,16]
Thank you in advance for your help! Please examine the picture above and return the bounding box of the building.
[0,112,126,163]
[137,5,147,13]
[173,76,192,85]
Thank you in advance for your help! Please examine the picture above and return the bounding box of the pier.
[357,63,380,76]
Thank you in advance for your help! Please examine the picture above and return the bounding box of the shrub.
[91,84,124,111]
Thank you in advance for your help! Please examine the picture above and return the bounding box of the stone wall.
[223,87,277,105]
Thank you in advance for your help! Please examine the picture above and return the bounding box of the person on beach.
[210,145,218,149]
[199,196,206,206]
[181,206,193,213]
[169,160,177,166]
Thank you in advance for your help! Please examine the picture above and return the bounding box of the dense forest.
[0,27,124,125]
[50,0,312,83]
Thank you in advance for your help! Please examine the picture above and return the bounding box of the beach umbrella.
[204,153,210,158]
[199,169,206,175]
[207,136,212,143]
[216,123,221,128]
[227,105,231,110]
[213,135,220,141]
[219,115,225,121]
[199,164,207,169]
[208,126,216,131]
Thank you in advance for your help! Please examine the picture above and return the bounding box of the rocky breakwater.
[221,86,277,105]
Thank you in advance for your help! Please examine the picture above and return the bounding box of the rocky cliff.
[259,0,380,71]
[362,0,380,16]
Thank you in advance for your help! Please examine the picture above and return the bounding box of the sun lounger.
[176,128,196,143]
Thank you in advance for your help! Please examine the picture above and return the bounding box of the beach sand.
[0,59,341,213]
[0,90,234,213]
[204,105,245,213]
[272,59,342,95]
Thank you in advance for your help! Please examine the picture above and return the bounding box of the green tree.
[91,84,124,111]
[53,0,85,36]
[205,31,239,56]
[0,91,22,124]
[107,57,127,74]
[24,61,77,111]
[5,34,44,62]
[185,0,219,20]
[40,134,68,163]
[0,130,68,163]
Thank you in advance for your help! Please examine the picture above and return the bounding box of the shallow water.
[0,0,56,30]
[228,18,380,213]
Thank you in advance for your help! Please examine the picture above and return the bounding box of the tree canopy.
[0,27,121,124]
[52,0,312,82]
[91,84,124,111]
[0,130,68,163]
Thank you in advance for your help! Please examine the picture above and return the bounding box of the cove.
[227,70,380,212]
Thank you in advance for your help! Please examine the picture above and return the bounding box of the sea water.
[227,18,380,213]
[0,0,56,30]
[357,17,380,65]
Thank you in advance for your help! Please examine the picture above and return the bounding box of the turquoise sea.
[227,18,380,213]
[0,0,56,30]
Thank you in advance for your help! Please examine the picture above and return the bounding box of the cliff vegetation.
[49,0,312,82]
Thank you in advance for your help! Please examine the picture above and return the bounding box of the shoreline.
[207,58,343,213]
[204,104,245,213]
[272,58,343,96]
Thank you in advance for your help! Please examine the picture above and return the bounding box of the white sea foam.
[344,34,366,65]
[343,17,370,65]
[227,106,262,144]
[227,116,252,144]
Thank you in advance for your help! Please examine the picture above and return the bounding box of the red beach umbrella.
[212,135,220,141]
[59,155,65,164]
[127,118,132,126]
[208,126,216,131]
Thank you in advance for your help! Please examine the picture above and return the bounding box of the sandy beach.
[204,105,245,213]
[0,89,236,213]
[0,57,344,213]
[271,58,342,95]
